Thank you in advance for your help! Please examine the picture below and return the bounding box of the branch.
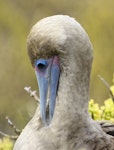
[0,116,21,140]
[5,116,21,135]
[0,87,40,140]
[0,131,18,140]
[98,75,114,101]
[24,86,40,104]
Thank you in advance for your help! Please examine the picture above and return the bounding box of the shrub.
[0,75,114,150]
[89,74,114,121]
[0,138,14,150]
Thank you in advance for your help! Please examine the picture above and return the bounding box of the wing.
[99,121,114,136]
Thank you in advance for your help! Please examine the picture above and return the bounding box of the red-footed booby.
[13,15,114,150]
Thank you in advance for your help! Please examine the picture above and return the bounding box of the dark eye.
[36,59,47,70]
[37,63,46,69]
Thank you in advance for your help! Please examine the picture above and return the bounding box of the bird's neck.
[51,67,92,130]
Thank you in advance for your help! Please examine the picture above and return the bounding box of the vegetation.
[0,75,114,150]
[0,138,13,150]
[0,0,114,147]
[89,99,114,121]
[89,74,114,121]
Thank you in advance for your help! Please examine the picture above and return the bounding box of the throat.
[51,67,91,128]
[51,82,90,129]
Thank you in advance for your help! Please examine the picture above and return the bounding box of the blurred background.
[0,0,114,135]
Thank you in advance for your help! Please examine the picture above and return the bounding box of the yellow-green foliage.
[89,74,114,121]
[0,138,13,150]
[89,98,114,121]
[0,75,114,150]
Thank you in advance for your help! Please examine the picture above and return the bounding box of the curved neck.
[51,59,92,129]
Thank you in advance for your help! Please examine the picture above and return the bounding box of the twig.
[0,131,18,140]
[24,86,40,104]
[5,116,21,135]
[98,75,114,101]
[0,87,40,140]
[0,116,21,140]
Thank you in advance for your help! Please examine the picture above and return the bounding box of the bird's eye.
[37,63,46,69]
[36,59,47,70]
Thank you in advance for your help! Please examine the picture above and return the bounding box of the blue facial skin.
[35,56,60,125]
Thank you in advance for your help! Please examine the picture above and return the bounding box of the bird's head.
[27,15,93,125]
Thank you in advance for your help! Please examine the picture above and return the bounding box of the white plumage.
[13,15,114,150]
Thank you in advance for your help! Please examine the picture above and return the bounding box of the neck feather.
[52,59,92,128]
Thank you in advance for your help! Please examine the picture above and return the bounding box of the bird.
[13,15,114,150]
